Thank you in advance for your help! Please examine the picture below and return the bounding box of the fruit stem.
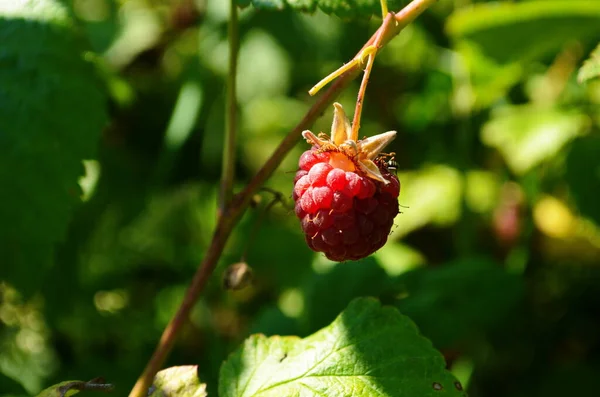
[309,0,438,97]
[380,0,389,18]
[309,60,360,96]
[128,2,438,396]
[394,0,439,26]
[350,12,394,141]
[219,0,240,215]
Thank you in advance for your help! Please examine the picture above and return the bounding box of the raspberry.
[293,103,400,262]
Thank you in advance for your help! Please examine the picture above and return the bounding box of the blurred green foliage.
[1,0,600,396]
[578,42,600,83]
[0,0,107,296]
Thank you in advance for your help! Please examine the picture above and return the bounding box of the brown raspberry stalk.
[293,103,400,262]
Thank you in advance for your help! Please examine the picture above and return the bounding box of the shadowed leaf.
[236,0,407,18]
[393,257,524,348]
[0,0,107,293]
[447,1,600,64]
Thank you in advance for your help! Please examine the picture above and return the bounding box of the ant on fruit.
[387,158,398,174]
[376,152,397,175]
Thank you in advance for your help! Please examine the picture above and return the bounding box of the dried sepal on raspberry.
[302,103,396,184]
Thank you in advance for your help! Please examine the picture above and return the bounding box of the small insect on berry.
[387,158,398,174]
[293,103,401,262]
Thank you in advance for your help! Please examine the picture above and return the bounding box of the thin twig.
[394,0,438,26]
[380,0,389,18]
[309,60,359,96]
[350,12,394,140]
[309,0,438,97]
[219,0,240,215]
[128,2,437,396]
[350,53,375,140]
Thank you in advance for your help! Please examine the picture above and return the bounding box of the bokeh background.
[2,0,600,396]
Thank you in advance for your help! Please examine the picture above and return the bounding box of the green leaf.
[150,366,207,397]
[0,0,107,292]
[454,42,523,110]
[392,257,524,348]
[566,135,600,226]
[35,382,81,397]
[236,0,407,18]
[447,1,600,64]
[578,42,600,83]
[35,379,113,397]
[481,105,589,175]
[220,298,466,397]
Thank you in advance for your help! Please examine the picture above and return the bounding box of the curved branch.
[128,1,438,396]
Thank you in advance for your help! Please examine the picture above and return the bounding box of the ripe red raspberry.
[294,103,401,262]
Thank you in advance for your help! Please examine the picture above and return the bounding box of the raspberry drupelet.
[293,103,400,262]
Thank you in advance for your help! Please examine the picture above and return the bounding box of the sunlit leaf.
[464,170,500,214]
[447,1,600,64]
[392,165,463,237]
[454,42,523,110]
[481,105,589,175]
[374,242,426,276]
[220,298,466,397]
[0,0,107,293]
[578,42,600,83]
[149,366,207,397]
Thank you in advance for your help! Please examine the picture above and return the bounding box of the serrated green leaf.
[578,42,600,83]
[236,0,407,18]
[150,366,207,397]
[35,381,81,397]
[447,1,600,64]
[393,257,523,348]
[0,0,107,293]
[481,105,589,175]
[220,298,466,397]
